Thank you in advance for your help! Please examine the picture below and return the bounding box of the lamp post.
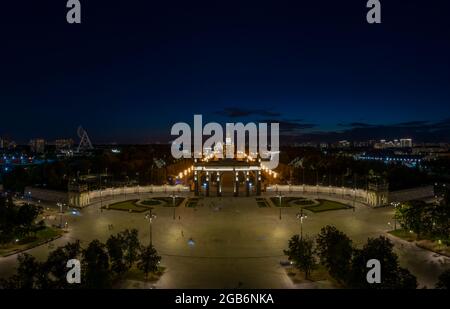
[171,193,177,220]
[296,209,307,240]
[57,202,65,228]
[391,202,399,230]
[136,172,140,197]
[302,167,305,193]
[145,209,156,246]
[277,193,283,220]
[124,176,129,198]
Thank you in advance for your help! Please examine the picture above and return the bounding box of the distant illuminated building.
[214,141,223,158]
[29,138,45,154]
[400,138,413,148]
[338,140,351,148]
[374,138,413,149]
[0,137,15,150]
[55,138,74,150]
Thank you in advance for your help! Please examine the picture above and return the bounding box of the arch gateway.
[193,159,262,197]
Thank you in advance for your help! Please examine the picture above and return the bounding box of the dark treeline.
[2,145,447,193]
[0,196,44,244]
[0,229,161,289]
[282,149,432,191]
[2,145,175,192]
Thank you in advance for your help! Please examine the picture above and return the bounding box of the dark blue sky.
[1,0,450,143]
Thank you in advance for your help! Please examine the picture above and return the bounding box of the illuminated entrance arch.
[193,159,262,197]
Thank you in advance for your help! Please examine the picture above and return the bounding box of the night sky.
[1,0,450,144]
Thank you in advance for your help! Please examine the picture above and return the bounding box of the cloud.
[338,122,376,128]
[214,107,281,118]
[395,120,430,127]
[287,118,450,143]
[260,119,316,134]
[213,107,317,135]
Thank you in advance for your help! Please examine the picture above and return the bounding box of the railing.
[266,184,368,199]
[88,184,190,199]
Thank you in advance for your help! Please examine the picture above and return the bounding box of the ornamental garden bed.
[270,197,317,207]
[150,197,185,207]
[140,199,163,206]
[256,198,270,207]
[304,199,352,213]
[186,197,202,208]
[105,200,149,213]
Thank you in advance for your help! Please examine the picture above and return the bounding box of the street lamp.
[57,202,65,228]
[296,209,307,239]
[171,193,178,220]
[145,209,157,246]
[391,202,400,230]
[100,189,104,212]
[277,193,283,219]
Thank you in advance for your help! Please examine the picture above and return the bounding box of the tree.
[396,201,428,239]
[120,229,141,268]
[436,269,450,289]
[44,241,81,288]
[348,236,417,289]
[284,235,315,279]
[82,240,111,288]
[0,196,43,244]
[0,253,42,289]
[0,196,17,244]
[106,233,127,276]
[316,225,353,283]
[137,245,161,279]
[396,267,418,289]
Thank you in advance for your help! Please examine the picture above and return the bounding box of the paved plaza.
[1,193,449,288]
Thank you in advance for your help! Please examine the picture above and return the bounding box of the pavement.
[0,192,448,288]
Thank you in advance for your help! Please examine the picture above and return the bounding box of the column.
[206,172,210,197]
[245,171,250,197]
[234,171,239,197]
[216,172,221,197]
[194,171,199,196]
[256,170,261,196]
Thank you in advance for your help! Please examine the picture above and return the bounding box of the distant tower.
[77,126,93,152]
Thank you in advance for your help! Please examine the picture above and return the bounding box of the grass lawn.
[256,198,269,207]
[186,198,201,208]
[270,196,305,207]
[304,199,352,213]
[388,229,417,242]
[293,199,316,206]
[106,200,149,213]
[0,227,63,257]
[140,199,163,206]
[152,197,185,207]
[388,229,450,257]
[286,264,341,287]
